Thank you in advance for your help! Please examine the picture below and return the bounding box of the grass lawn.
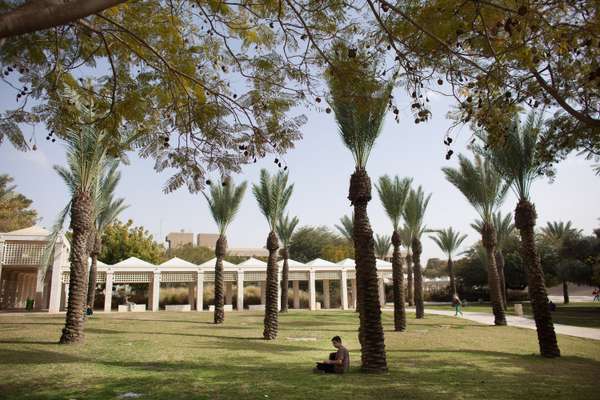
[426,302,600,328]
[1,311,599,400]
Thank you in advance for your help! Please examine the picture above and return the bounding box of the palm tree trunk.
[515,199,560,357]
[214,235,227,324]
[406,252,414,306]
[481,222,507,326]
[391,230,406,331]
[495,251,508,308]
[280,248,289,312]
[263,231,279,340]
[412,238,424,319]
[562,281,569,304]
[86,235,102,308]
[448,256,457,297]
[59,190,93,344]
[349,169,387,373]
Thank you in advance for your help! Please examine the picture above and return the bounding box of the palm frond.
[429,227,468,258]
[403,185,431,240]
[334,214,354,242]
[374,234,392,259]
[203,179,248,235]
[376,175,412,231]
[252,169,294,230]
[276,214,300,247]
[540,220,582,247]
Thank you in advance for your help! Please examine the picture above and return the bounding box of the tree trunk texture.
[481,222,507,326]
[391,230,406,331]
[406,252,414,306]
[515,199,560,357]
[562,281,569,305]
[86,234,102,308]
[263,231,280,340]
[280,248,289,312]
[59,190,93,344]
[412,238,424,319]
[447,256,457,297]
[495,251,508,308]
[214,235,227,324]
[349,169,387,373]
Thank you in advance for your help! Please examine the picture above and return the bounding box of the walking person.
[452,294,463,317]
[593,288,599,302]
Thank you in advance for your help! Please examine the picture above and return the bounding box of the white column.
[34,268,45,310]
[196,272,204,311]
[352,279,357,309]
[293,280,300,309]
[104,271,113,312]
[341,270,348,310]
[309,270,316,311]
[237,270,244,311]
[188,283,195,310]
[323,279,330,309]
[49,238,67,313]
[260,281,266,304]
[151,272,160,311]
[378,277,385,307]
[225,282,233,305]
[277,270,282,311]
[63,281,70,311]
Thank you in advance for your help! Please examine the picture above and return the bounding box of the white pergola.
[1,226,448,313]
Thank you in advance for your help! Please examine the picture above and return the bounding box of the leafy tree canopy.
[0,173,38,232]
[289,225,348,263]
[99,219,165,264]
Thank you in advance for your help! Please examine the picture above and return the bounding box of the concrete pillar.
[225,282,233,305]
[196,272,204,311]
[341,270,348,310]
[293,280,300,309]
[309,270,316,311]
[104,271,113,312]
[188,283,195,310]
[151,272,160,311]
[378,277,385,307]
[48,238,66,313]
[277,270,282,311]
[260,281,266,304]
[237,271,244,311]
[34,268,45,310]
[323,279,330,309]
[64,282,70,311]
[352,279,357,309]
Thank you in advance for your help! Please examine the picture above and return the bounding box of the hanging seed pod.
[46,136,50,140]
[411,91,417,98]
[278,162,282,168]
[233,94,237,99]
[284,166,288,171]
[414,118,420,124]
[206,179,212,185]
[393,108,399,115]
[244,150,249,156]
[269,22,274,28]
[437,79,443,85]
[316,97,321,103]
[348,48,357,58]
[253,158,257,163]
[32,144,37,151]
[447,137,453,144]
[301,34,307,40]
[51,138,56,143]
[274,158,279,164]
[325,107,331,114]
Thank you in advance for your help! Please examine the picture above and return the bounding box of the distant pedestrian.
[548,300,556,312]
[452,294,463,317]
[593,288,600,302]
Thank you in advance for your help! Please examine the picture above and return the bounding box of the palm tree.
[403,186,431,319]
[276,213,299,312]
[400,224,414,306]
[335,214,354,243]
[443,154,507,326]
[48,93,124,344]
[376,175,411,331]
[374,234,391,260]
[540,221,582,304]
[203,178,247,324]
[472,211,514,308]
[326,43,392,373]
[253,169,293,339]
[429,227,467,297]
[87,162,128,309]
[482,111,561,357]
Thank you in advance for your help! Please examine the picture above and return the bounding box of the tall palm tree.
[443,154,507,326]
[403,186,431,319]
[400,224,414,306]
[482,111,561,357]
[472,211,514,308]
[429,227,467,297]
[376,175,411,331]
[203,178,247,324]
[48,94,124,344]
[335,214,354,243]
[87,162,128,309]
[276,213,299,312]
[374,234,391,260]
[540,221,582,304]
[253,169,293,339]
[326,43,392,373]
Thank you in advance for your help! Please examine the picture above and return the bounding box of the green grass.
[1,311,599,399]
[427,302,600,328]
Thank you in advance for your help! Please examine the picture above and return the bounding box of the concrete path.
[400,308,600,341]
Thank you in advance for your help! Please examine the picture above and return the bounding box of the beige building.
[165,230,194,250]
[196,233,219,248]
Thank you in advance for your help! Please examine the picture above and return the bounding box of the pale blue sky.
[1,89,599,261]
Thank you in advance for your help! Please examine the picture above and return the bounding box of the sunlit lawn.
[1,310,599,399]
[426,302,600,328]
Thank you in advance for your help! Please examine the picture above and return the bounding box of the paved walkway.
[400,308,600,341]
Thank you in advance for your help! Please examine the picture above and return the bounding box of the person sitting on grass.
[452,294,463,317]
[313,336,350,374]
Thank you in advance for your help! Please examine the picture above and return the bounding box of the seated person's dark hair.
[331,336,342,343]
